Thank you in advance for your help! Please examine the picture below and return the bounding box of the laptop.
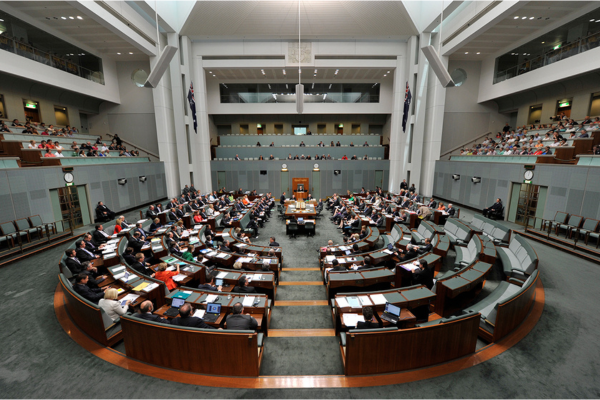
[164,298,185,317]
[345,250,352,255]
[202,303,221,322]
[380,302,401,324]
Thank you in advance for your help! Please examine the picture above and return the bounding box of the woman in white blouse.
[205,204,215,217]
[98,288,130,321]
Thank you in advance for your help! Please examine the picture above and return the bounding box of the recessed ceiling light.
[514,16,519,19]
[383,74,387,77]
[465,52,469,54]
[387,71,390,73]
[542,41,545,44]
[529,17,534,20]
[522,16,527,19]
[77,16,83,20]
[523,53,527,55]
[208,71,212,73]
[282,69,286,75]
[0,19,4,22]
[477,52,481,54]
[314,69,317,73]
[334,69,339,75]
[61,16,66,20]
[117,52,121,55]
[213,75,216,77]
[128,52,133,54]
[69,16,74,19]
[591,19,596,22]
[597,20,600,23]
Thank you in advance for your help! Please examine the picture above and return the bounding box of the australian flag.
[188,82,197,133]
[402,82,412,132]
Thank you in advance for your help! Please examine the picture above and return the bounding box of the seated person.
[99,288,130,321]
[181,244,196,261]
[134,300,170,324]
[397,244,419,261]
[411,260,433,289]
[356,306,384,329]
[233,275,256,293]
[149,218,163,233]
[225,302,258,330]
[154,262,180,291]
[171,303,216,329]
[73,273,107,304]
[198,272,223,291]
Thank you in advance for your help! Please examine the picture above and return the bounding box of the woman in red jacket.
[113,217,123,235]
[154,262,180,291]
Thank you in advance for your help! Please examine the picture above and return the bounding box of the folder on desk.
[173,292,191,300]
[358,296,373,306]
[216,271,228,279]
[133,282,150,291]
[343,313,365,327]
[335,297,350,308]
[370,294,387,305]
[346,296,361,308]
[242,296,255,307]
[142,283,159,293]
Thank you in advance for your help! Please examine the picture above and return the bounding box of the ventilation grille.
[442,1,502,46]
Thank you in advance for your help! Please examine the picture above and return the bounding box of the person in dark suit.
[233,275,256,293]
[356,306,384,329]
[168,208,179,222]
[130,253,153,276]
[73,273,106,304]
[225,302,258,330]
[330,259,347,272]
[418,238,433,254]
[412,260,433,289]
[171,303,216,329]
[398,244,419,261]
[134,301,170,324]
[92,224,111,244]
[198,272,223,291]
[83,233,104,254]
[122,247,136,265]
[95,201,115,220]
[76,240,99,262]
[269,237,280,247]
[483,198,503,218]
[400,180,408,190]
[426,198,437,209]
[149,218,162,233]
[134,223,150,240]
[127,232,145,253]
[280,192,286,205]
[447,204,456,217]
[81,262,107,288]
[219,240,232,252]
[146,205,158,219]
[166,198,178,210]
[65,249,85,275]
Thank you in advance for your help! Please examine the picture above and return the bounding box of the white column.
[420,33,447,197]
[387,54,407,193]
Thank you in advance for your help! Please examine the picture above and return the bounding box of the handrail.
[440,131,492,159]
[105,133,160,160]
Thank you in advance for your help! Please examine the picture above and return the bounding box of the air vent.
[442,1,501,46]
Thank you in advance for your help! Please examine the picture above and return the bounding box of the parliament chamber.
[1,1,600,398]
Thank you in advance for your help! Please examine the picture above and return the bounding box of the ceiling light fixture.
[522,16,527,19]
[0,18,4,22]
[128,52,133,54]
[514,16,519,19]
[117,52,121,55]
[69,16,74,19]
[523,53,527,55]
[261,69,265,75]
[334,69,339,75]
[465,52,469,54]
[477,52,481,54]
[282,69,286,75]
[542,41,545,44]
[387,71,390,73]
[529,17,534,20]
[383,74,387,77]
[591,19,595,22]
[314,69,317,73]
[77,16,83,20]
[61,16,66,19]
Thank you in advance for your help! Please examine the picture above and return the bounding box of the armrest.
[508,277,524,286]
[511,267,530,275]
[484,318,496,327]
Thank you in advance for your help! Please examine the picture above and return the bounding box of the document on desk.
[401,263,420,272]
[358,296,373,306]
[253,274,263,281]
[325,255,336,262]
[335,297,350,308]
[339,246,349,251]
[236,243,248,248]
[113,272,126,280]
[132,282,150,291]
[166,266,176,271]
[121,293,140,304]
[237,257,253,263]
[346,296,361,308]
[343,313,365,327]
[193,309,206,319]
[216,271,228,279]
[216,253,228,259]
[370,294,387,305]
[383,249,394,255]
[172,274,187,282]
[242,296,255,307]
[142,283,159,293]
[206,251,217,257]
[205,294,219,303]
[112,266,126,272]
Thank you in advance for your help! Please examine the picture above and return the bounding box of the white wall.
[88,60,158,154]
[442,60,506,153]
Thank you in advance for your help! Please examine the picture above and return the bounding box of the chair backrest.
[29,215,43,227]
[0,222,16,235]
[567,215,583,228]
[554,211,568,224]
[14,219,30,231]
[582,218,600,231]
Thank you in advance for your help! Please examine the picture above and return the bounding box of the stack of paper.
[112,266,126,273]
[113,272,126,280]
[347,297,361,308]
[172,274,187,282]
[343,314,365,327]
[242,296,255,307]
[205,294,219,303]
[325,255,336,262]
[192,309,206,318]
[216,271,228,279]
[142,283,159,293]
[383,249,394,255]
[216,253,228,259]
[370,294,387,305]
[335,297,350,308]
[358,296,373,306]
[121,293,140,304]
[253,274,263,281]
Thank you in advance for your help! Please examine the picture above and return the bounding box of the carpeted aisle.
[255,209,346,376]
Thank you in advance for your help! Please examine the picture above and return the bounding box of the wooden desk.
[105,264,166,308]
[434,261,492,317]
[285,204,317,219]
[340,309,416,330]
[327,266,395,298]
[213,268,276,299]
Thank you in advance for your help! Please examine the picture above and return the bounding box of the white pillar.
[387,54,407,193]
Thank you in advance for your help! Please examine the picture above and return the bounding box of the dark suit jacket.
[146,209,158,219]
[269,242,280,247]
[197,283,218,291]
[226,313,258,330]
[171,316,215,329]
[413,266,434,289]
[92,230,109,244]
[130,261,147,275]
[233,285,256,293]
[401,249,418,261]
[134,312,170,324]
[418,243,433,254]
[128,238,144,253]
[123,254,136,265]
[356,312,383,329]
[219,244,231,252]
[169,212,179,221]
[73,283,104,304]
[84,240,101,254]
[65,257,85,275]
[447,207,456,217]
[76,248,96,262]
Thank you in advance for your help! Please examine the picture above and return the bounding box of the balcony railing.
[0,36,104,85]
[494,31,600,84]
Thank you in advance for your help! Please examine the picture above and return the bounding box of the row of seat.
[0,215,55,249]
[541,211,600,247]
[214,157,384,161]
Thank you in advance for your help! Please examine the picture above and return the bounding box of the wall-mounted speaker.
[118,178,128,185]
[260,170,267,175]
[452,174,460,181]
[144,45,178,88]
[139,176,147,182]
[472,177,481,184]
[296,84,304,114]
[420,45,455,88]
[334,170,341,176]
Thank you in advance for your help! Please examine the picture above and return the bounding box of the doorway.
[508,182,547,228]
[336,124,343,134]
[217,171,227,190]
[23,100,40,123]
[79,113,89,133]
[556,99,572,118]
[54,106,69,125]
[280,170,289,196]
[257,124,265,134]
[312,170,321,200]
[527,105,542,125]
[49,185,90,231]
[374,170,384,189]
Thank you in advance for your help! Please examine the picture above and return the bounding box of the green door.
[217,171,226,189]
[312,170,321,200]
[374,170,383,189]
[507,182,521,223]
[281,171,289,196]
